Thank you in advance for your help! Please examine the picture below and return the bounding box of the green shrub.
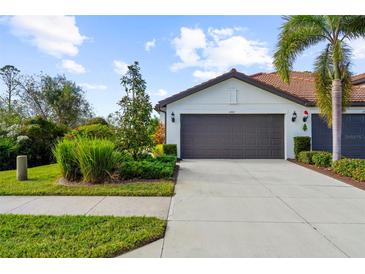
[53,139,81,181]
[152,144,164,157]
[332,159,365,179]
[312,151,332,167]
[0,137,18,171]
[115,150,133,162]
[298,151,319,164]
[294,136,311,159]
[352,167,365,182]
[65,124,115,140]
[163,144,177,156]
[84,117,109,126]
[153,155,177,164]
[77,138,120,183]
[119,159,176,180]
[137,153,154,161]
[18,116,67,167]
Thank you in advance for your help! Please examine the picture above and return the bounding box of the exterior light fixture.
[171,112,175,123]
[303,110,309,122]
[292,111,297,122]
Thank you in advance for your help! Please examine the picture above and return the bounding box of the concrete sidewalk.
[0,196,171,219]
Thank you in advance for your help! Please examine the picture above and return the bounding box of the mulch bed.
[288,159,365,192]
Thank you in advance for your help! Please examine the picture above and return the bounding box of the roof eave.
[155,69,311,108]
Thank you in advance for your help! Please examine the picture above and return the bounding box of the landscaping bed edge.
[288,159,365,192]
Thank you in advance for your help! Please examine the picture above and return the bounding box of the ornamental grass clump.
[76,138,120,183]
[53,138,81,181]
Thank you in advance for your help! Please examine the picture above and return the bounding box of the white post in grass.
[16,155,28,181]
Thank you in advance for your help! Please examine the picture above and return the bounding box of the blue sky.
[1,16,365,117]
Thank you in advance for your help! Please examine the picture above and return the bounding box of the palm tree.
[274,16,365,161]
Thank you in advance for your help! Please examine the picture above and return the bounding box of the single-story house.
[155,69,365,159]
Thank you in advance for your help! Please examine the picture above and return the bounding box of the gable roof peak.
[155,68,311,110]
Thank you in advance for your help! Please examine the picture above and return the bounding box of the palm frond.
[274,16,325,83]
[314,41,352,126]
[315,44,333,126]
[342,16,365,39]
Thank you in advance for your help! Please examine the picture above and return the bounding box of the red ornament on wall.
[303,110,309,122]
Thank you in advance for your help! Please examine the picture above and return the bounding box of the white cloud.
[113,60,129,75]
[208,27,235,41]
[157,89,168,96]
[61,59,86,74]
[80,83,107,91]
[145,39,156,51]
[150,89,168,97]
[350,38,365,59]
[8,16,86,58]
[171,27,206,71]
[171,26,273,80]
[193,70,222,81]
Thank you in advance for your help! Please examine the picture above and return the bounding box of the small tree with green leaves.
[117,61,153,159]
[0,65,21,113]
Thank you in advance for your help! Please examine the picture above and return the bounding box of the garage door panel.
[181,114,284,159]
[312,114,365,159]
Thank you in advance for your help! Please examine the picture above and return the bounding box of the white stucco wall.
[159,78,365,159]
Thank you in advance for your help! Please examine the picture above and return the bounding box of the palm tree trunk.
[332,79,342,161]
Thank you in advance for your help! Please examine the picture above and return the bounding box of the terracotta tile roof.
[352,73,365,82]
[352,73,365,85]
[251,71,365,104]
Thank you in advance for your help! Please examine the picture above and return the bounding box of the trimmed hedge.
[312,151,332,168]
[118,156,177,180]
[152,144,177,157]
[298,150,332,167]
[298,151,318,164]
[332,159,365,181]
[353,167,365,182]
[163,144,177,156]
[294,136,311,159]
[153,155,177,164]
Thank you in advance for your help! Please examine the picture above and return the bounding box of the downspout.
[163,109,167,144]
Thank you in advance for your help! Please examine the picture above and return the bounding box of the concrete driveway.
[123,159,365,258]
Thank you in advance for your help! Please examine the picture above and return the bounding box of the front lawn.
[0,164,174,196]
[0,214,166,258]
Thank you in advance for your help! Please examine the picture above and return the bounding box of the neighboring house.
[155,69,365,159]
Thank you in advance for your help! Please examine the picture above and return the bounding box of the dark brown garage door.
[181,114,284,159]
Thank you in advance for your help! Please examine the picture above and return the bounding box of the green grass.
[0,214,166,258]
[0,164,174,196]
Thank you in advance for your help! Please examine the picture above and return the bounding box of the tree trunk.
[332,79,342,161]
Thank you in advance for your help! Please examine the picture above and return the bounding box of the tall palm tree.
[274,16,365,161]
